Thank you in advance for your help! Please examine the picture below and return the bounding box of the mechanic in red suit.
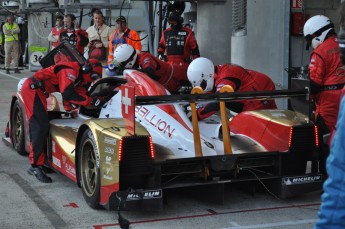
[187,57,277,120]
[21,59,103,183]
[303,15,345,174]
[111,44,188,93]
[157,12,200,79]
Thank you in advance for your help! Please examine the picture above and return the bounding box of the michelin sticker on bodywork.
[126,190,162,201]
[283,175,322,186]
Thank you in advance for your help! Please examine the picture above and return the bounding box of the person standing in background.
[86,9,112,76]
[107,16,142,66]
[59,14,89,56]
[3,15,21,74]
[157,12,200,81]
[47,14,64,50]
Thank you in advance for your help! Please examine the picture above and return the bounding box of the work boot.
[6,69,10,74]
[14,68,21,73]
[27,166,53,183]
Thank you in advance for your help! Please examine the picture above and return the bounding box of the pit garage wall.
[197,0,341,109]
[231,0,289,98]
[198,0,289,108]
[197,0,233,65]
[27,12,52,71]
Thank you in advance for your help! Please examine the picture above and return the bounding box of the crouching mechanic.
[21,58,103,183]
[110,44,189,93]
[187,57,277,120]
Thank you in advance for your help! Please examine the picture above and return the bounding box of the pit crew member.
[111,44,189,93]
[303,15,345,174]
[187,57,277,120]
[59,14,89,55]
[157,12,200,80]
[21,59,103,183]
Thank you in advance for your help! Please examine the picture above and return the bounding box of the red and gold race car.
[2,43,323,211]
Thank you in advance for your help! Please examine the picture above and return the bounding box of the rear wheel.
[79,130,101,209]
[11,100,27,155]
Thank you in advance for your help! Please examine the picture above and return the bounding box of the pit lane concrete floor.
[0,68,322,229]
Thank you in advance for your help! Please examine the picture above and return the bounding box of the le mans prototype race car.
[2,43,323,211]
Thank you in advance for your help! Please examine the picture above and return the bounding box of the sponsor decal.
[52,156,61,168]
[105,156,112,165]
[67,73,77,81]
[143,58,150,64]
[127,190,162,200]
[104,147,114,155]
[103,175,113,180]
[283,175,322,186]
[65,163,76,177]
[59,155,75,177]
[103,168,113,180]
[104,137,116,145]
[178,31,187,35]
[52,140,56,153]
[216,84,225,91]
[271,112,287,117]
[135,106,176,138]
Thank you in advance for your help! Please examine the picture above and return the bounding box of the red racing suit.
[308,35,345,174]
[157,27,200,80]
[21,62,94,166]
[197,64,277,120]
[137,52,188,93]
[309,35,345,134]
[59,28,89,55]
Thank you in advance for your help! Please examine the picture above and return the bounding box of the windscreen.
[39,41,86,68]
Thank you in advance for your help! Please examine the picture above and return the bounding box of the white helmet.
[17,78,28,92]
[187,57,215,92]
[303,15,334,49]
[113,44,138,69]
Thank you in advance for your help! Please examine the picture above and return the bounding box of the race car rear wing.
[120,85,310,156]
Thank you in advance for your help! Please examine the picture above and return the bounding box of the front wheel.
[11,100,27,155]
[79,129,101,209]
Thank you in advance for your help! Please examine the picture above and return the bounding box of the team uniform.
[21,62,96,168]
[309,35,345,134]
[158,26,200,79]
[308,35,345,174]
[59,29,89,55]
[138,52,188,93]
[197,64,277,120]
[48,26,65,50]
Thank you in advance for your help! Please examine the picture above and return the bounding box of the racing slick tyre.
[11,100,27,155]
[79,129,102,209]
